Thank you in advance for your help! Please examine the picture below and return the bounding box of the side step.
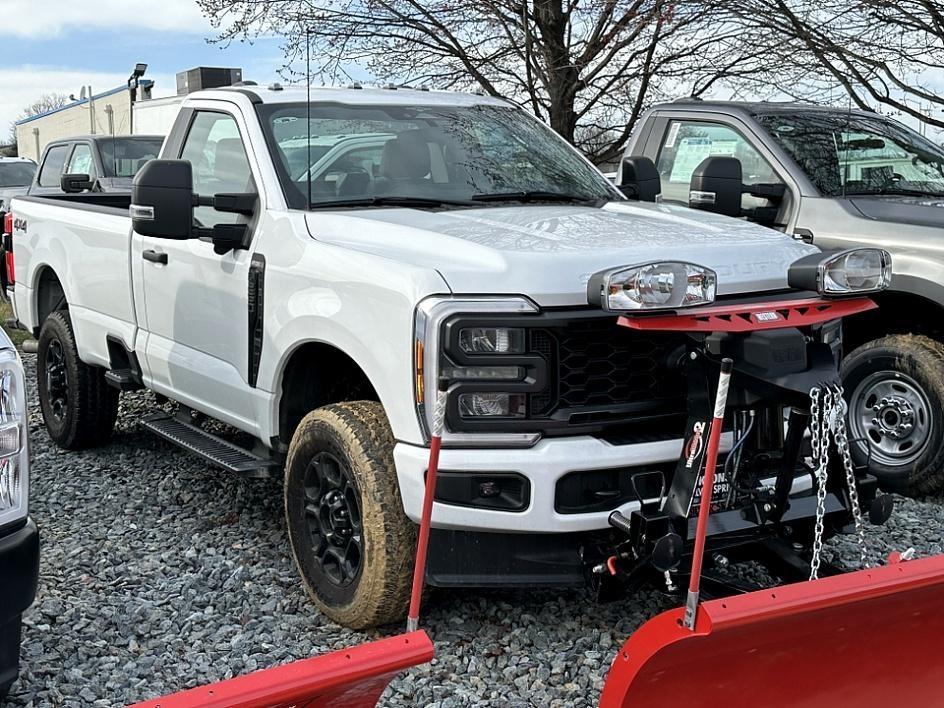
[141,412,280,479]
[105,368,144,391]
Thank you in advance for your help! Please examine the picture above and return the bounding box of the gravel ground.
[6,352,943,707]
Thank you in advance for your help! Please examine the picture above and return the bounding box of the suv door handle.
[142,249,168,264]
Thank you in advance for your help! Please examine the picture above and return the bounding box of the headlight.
[587,261,717,312]
[0,347,27,529]
[788,248,891,296]
[414,297,540,446]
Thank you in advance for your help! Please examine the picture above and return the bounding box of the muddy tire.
[842,334,944,496]
[37,311,119,450]
[284,401,415,629]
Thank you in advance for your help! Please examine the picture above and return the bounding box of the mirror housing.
[205,223,250,255]
[131,160,194,239]
[689,156,743,218]
[618,157,661,202]
[60,173,93,194]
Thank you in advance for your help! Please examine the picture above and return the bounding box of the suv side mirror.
[618,156,661,201]
[689,156,743,218]
[131,160,194,239]
[60,173,93,194]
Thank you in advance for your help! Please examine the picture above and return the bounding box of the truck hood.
[849,195,944,230]
[306,201,817,306]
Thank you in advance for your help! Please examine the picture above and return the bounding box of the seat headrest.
[381,131,431,180]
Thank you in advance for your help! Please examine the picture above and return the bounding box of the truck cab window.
[180,112,256,228]
[38,145,69,188]
[67,144,95,178]
[656,121,783,210]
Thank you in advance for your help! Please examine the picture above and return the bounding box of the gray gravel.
[6,351,943,707]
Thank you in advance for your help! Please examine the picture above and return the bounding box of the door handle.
[142,249,168,264]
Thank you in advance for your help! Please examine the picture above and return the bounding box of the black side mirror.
[213,192,257,215]
[689,156,743,218]
[205,223,250,255]
[618,156,661,201]
[131,160,194,239]
[60,173,93,194]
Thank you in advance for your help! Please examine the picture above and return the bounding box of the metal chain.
[830,382,870,569]
[809,387,829,581]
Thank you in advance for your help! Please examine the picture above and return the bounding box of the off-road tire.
[36,310,119,450]
[284,401,416,629]
[842,334,944,496]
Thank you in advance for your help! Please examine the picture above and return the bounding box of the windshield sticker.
[665,122,680,149]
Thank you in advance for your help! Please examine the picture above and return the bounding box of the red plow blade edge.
[129,630,434,708]
[599,553,944,708]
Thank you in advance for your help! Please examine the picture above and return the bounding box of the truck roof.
[198,84,513,109]
[44,134,165,144]
[662,98,878,120]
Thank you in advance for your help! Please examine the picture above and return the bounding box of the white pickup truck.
[9,85,842,628]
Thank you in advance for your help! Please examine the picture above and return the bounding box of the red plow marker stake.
[130,391,450,708]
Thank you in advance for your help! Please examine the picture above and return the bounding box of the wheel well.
[34,267,66,336]
[843,291,943,352]
[278,342,379,446]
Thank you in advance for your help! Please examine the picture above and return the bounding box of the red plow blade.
[600,554,944,707]
[129,630,433,708]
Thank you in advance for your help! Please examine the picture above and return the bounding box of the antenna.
[306,26,313,209]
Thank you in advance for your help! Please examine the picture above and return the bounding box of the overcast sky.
[0,0,286,135]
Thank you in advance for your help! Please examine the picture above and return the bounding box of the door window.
[656,120,783,209]
[180,112,256,228]
[38,145,69,187]
[67,144,95,177]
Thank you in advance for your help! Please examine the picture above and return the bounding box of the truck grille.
[530,317,687,432]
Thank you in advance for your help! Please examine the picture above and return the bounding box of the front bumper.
[394,434,812,534]
[0,518,39,694]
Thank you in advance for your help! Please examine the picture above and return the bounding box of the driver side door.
[133,108,261,432]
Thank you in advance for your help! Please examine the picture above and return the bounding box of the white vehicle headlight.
[789,248,892,296]
[0,348,27,529]
[588,261,717,312]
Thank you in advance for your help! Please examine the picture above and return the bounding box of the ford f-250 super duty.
[621,100,944,495]
[7,85,889,629]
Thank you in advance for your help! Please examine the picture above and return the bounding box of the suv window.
[38,145,69,188]
[180,112,256,228]
[67,144,95,177]
[656,120,783,209]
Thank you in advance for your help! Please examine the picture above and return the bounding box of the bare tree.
[709,1,944,129]
[198,0,769,163]
[8,93,71,149]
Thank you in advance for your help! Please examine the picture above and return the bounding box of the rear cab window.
[67,144,95,178]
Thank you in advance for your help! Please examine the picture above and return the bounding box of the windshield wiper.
[846,187,944,199]
[308,195,477,210]
[471,190,604,205]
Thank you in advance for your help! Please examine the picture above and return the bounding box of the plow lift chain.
[809,383,870,580]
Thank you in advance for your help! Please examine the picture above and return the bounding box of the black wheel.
[284,401,415,629]
[842,334,944,496]
[37,310,119,450]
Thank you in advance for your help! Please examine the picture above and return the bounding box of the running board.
[140,412,280,478]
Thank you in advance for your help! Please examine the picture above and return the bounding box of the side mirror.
[689,156,743,218]
[60,173,93,194]
[213,192,257,215]
[204,223,250,255]
[131,160,194,239]
[618,157,661,202]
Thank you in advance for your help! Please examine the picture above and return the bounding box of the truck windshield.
[257,103,619,209]
[0,162,36,188]
[757,111,944,198]
[99,137,165,178]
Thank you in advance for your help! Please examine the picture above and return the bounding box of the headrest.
[381,131,431,180]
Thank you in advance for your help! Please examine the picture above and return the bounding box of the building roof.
[15,80,155,126]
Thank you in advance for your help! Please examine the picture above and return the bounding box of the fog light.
[458,392,526,418]
[478,481,501,498]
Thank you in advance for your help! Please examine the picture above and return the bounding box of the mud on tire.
[284,401,416,629]
[842,334,944,496]
[37,310,119,450]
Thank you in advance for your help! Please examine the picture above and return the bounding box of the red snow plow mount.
[618,295,877,333]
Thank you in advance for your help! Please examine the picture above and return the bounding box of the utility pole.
[88,85,96,135]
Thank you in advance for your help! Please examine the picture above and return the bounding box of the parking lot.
[5,353,941,707]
